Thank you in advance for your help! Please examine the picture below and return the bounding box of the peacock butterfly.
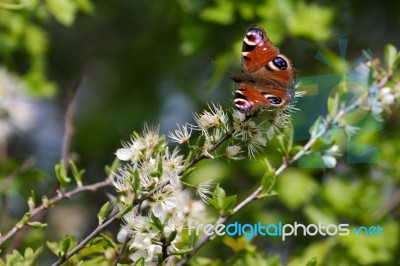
[232,27,298,114]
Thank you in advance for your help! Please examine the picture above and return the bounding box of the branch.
[0,178,112,245]
[1,78,85,252]
[51,131,232,266]
[176,75,391,265]
[61,77,83,170]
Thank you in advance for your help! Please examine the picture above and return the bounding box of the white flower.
[322,155,337,168]
[168,123,192,144]
[116,140,144,162]
[174,190,208,222]
[117,227,129,243]
[164,211,186,237]
[143,124,161,150]
[273,108,291,128]
[162,148,184,188]
[344,125,359,137]
[152,187,178,221]
[232,110,246,123]
[129,249,147,263]
[193,103,227,131]
[379,87,395,105]
[112,168,131,193]
[247,132,267,159]
[196,179,215,203]
[225,145,243,160]
[129,232,162,263]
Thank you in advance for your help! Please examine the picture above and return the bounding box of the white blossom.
[116,139,144,162]
[162,147,184,188]
[225,145,243,160]
[112,167,132,193]
[163,211,186,237]
[168,123,192,144]
[152,187,178,221]
[322,155,337,168]
[117,227,129,243]
[193,103,228,131]
[143,124,161,151]
[379,87,395,105]
[196,179,215,203]
[129,232,162,263]
[247,132,267,159]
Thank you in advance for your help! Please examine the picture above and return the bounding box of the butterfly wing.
[234,27,298,114]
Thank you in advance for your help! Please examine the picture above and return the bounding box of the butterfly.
[232,27,298,114]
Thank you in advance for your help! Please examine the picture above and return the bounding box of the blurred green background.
[1,0,400,265]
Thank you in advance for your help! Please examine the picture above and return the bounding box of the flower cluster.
[112,101,297,263]
[113,126,211,263]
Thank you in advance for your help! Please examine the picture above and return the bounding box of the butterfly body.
[233,27,298,114]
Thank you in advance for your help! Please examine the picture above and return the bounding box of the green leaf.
[184,150,193,167]
[182,166,196,178]
[117,205,133,218]
[99,233,117,249]
[23,247,43,264]
[384,44,398,71]
[221,195,237,215]
[47,241,60,256]
[69,160,85,186]
[42,195,50,207]
[105,157,121,176]
[150,213,163,231]
[261,171,276,195]
[27,221,48,228]
[59,235,72,257]
[46,0,77,27]
[223,236,255,253]
[20,212,31,225]
[5,250,24,265]
[169,248,193,255]
[209,183,226,210]
[167,230,177,244]
[28,190,35,209]
[55,161,71,188]
[209,184,236,215]
[196,134,206,148]
[97,202,111,225]
[133,257,145,266]
[132,168,141,194]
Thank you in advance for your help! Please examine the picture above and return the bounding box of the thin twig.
[2,78,86,252]
[0,178,112,245]
[61,76,83,170]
